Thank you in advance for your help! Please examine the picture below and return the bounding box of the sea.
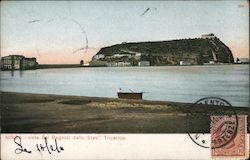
[0,64,249,107]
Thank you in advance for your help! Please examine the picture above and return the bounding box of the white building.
[1,55,38,70]
[134,53,141,60]
[107,62,118,67]
[113,54,125,58]
[180,61,191,66]
[93,54,105,60]
[138,61,150,66]
[1,55,24,70]
[201,33,216,39]
[209,61,215,64]
[117,62,131,67]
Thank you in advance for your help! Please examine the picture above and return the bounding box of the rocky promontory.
[91,34,234,66]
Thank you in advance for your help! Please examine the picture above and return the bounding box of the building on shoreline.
[1,55,24,70]
[179,61,191,66]
[1,55,38,70]
[138,61,150,66]
[21,57,38,69]
[235,58,249,64]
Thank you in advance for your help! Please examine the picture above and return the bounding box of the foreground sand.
[1,92,249,133]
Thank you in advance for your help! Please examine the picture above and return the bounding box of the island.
[90,34,234,67]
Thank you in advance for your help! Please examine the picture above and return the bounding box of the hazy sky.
[1,1,249,64]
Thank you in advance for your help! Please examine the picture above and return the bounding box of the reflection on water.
[1,64,249,107]
[10,70,24,77]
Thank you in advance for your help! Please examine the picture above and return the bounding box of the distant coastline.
[0,62,248,71]
[36,63,250,69]
[37,64,85,69]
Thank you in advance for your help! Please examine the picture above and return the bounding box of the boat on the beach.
[117,88,143,100]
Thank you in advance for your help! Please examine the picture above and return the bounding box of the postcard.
[0,1,249,159]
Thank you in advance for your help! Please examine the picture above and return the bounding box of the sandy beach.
[1,92,249,133]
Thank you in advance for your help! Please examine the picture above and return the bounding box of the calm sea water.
[1,65,249,107]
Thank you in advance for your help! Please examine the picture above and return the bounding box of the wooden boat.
[117,92,143,100]
[117,88,143,99]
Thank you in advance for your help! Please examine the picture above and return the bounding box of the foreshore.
[1,92,249,133]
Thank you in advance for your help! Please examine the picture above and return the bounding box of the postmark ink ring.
[186,97,238,149]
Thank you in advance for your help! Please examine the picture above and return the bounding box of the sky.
[1,1,249,64]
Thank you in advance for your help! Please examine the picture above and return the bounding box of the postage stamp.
[211,115,238,149]
[211,115,249,159]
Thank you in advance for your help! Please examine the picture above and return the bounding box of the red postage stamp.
[211,115,249,159]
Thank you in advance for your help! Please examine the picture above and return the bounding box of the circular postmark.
[186,97,238,149]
